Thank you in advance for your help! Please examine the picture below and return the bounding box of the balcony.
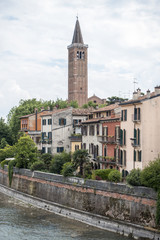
[97,136,116,144]
[69,134,82,142]
[97,156,116,164]
[131,142,140,148]
[132,114,141,123]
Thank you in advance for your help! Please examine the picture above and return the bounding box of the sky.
[0,0,160,120]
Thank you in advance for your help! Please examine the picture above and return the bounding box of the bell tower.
[67,18,88,107]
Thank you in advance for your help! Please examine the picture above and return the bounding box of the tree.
[141,158,160,191]
[72,149,90,176]
[15,135,38,169]
[0,118,13,146]
[126,168,142,186]
[40,153,53,171]
[106,96,128,105]
[49,152,71,174]
[0,145,15,162]
[68,100,79,108]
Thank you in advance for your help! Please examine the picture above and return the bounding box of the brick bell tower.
[67,17,88,107]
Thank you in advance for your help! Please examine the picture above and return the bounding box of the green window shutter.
[120,129,123,145]
[124,129,126,145]
[120,150,123,165]
[124,110,127,121]
[134,108,137,121]
[134,150,136,162]
[121,110,123,121]
[138,129,140,145]
[59,119,61,125]
[134,128,137,145]
[64,119,66,125]
[138,108,141,120]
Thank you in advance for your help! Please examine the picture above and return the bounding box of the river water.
[0,193,132,240]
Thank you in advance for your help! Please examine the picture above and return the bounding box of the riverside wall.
[0,166,159,239]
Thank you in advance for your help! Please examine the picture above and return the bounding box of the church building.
[67,18,88,107]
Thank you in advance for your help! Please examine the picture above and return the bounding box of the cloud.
[0,0,160,119]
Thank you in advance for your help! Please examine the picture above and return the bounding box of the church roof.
[72,18,84,44]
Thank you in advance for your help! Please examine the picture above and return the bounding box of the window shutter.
[121,110,123,121]
[64,119,66,125]
[120,129,123,145]
[125,110,127,121]
[120,150,123,165]
[134,108,137,121]
[134,150,136,161]
[138,108,141,120]
[59,119,61,125]
[134,128,137,145]
[124,129,126,145]
[138,129,140,145]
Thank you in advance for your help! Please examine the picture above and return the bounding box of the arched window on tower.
[77,51,79,59]
[82,51,85,59]
[80,51,82,59]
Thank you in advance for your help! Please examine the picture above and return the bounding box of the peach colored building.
[120,87,160,176]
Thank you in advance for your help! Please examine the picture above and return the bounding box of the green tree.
[0,138,8,149]
[106,96,128,105]
[0,145,15,162]
[49,152,71,174]
[40,153,53,171]
[141,158,160,191]
[126,168,142,186]
[72,149,90,177]
[108,170,121,183]
[68,100,79,108]
[0,118,13,146]
[15,135,38,169]
[61,162,75,177]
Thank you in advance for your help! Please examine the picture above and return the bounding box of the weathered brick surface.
[0,168,157,228]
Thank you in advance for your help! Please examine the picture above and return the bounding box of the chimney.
[155,86,160,95]
[133,88,141,100]
[146,89,150,98]
[133,91,138,100]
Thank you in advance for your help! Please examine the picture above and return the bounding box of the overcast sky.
[0,0,160,119]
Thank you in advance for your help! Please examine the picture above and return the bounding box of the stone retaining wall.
[0,166,159,239]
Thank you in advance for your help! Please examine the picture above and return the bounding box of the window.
[133,128,140,146]
[42,119,46,125]
[48,119,52,125]
[102,127,108,136]
[42,132,46,141]
[75,145,79,151]
[134,107,141,121]
[42,147,46,153]
[57,147,64,153]
[48,148,51,154]
[83,143,86,149]
[104,145,107,157]
[120,129,126,146]
[121,110,127,121]
[96,124,99,135]
[89,125,95,136]
[82,125,87,136]
[73,119,78,127]
[115,126,120,142]
[59,118,66,126]
[134,150,142,162]
[48,132,52,141]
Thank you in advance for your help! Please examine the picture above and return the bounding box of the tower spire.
[72,18,84,44]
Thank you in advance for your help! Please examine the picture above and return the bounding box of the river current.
[0,192,131,240]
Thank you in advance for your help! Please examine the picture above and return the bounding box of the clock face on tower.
[67,18,88,107]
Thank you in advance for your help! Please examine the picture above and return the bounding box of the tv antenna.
[133,78,138,92]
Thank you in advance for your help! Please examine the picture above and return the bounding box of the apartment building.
[82,103,121,169]
[120,87,160,175]
[20,108,51,150]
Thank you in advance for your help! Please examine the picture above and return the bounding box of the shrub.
[126,168,142,186]
[108,170,121,183]
[1,159,10,169]
[61,162,74,177]
[141,158,160,191]
[30,161,45,171]
[49,152,71,174]
[40,153,53,171]
[92,169,113,181]
[8,159,17,187]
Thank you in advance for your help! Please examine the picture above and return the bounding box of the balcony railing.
[97,136,119,144]
[132,114,141,123]
[69,134,82,142]
[131,142,140,148]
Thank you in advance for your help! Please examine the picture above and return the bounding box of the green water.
[0,193,132,240]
